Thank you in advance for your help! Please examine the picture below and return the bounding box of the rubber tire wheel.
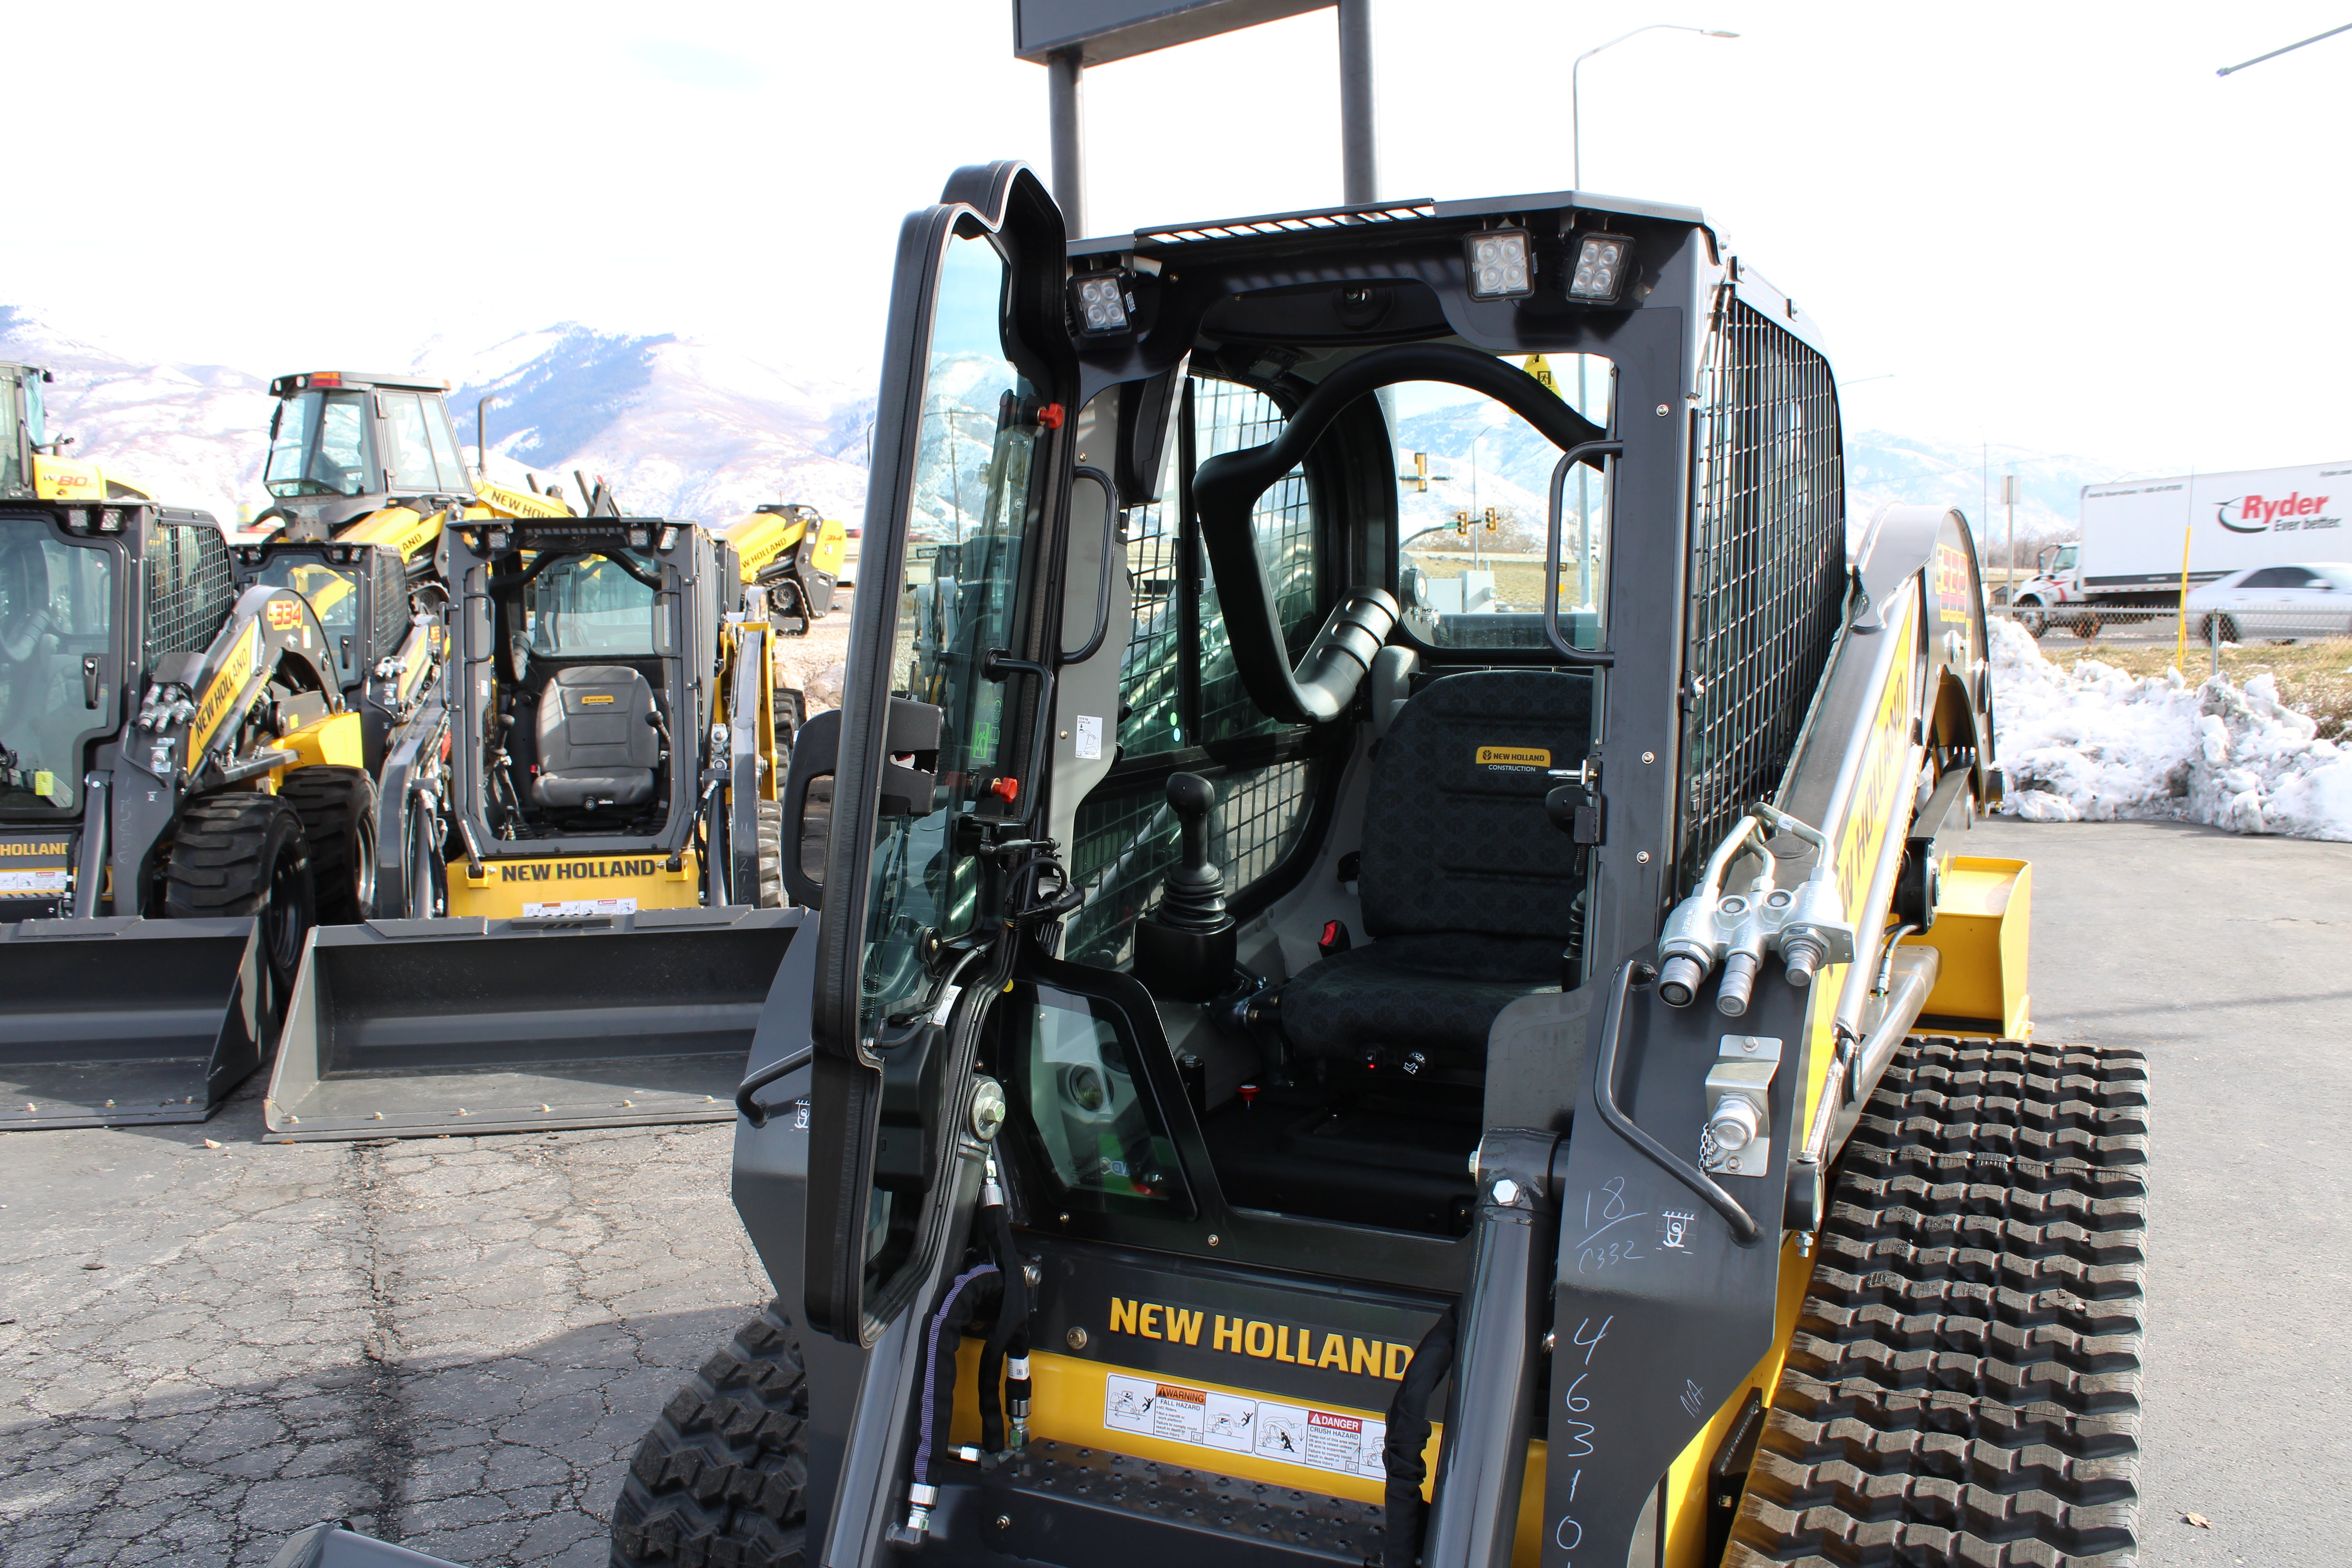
[2208,613,2239,645]
[2015,600,2047,637]
[611,1301,808,1568]
[276,765,377,923]
[2069,609,2102,640]
[164,792,318,1031]
[773,686,806,754]
[755,799,784,909]
[1727,1036,2149,1567]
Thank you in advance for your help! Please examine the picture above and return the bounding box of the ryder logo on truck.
[2215,491,2341,534]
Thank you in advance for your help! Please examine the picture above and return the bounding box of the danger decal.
[1102,1374,1388,1482]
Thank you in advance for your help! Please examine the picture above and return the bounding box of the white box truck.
[2013,459,2352,626]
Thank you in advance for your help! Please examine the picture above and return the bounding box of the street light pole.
[1571,23,1739,190]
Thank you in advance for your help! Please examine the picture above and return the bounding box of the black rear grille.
[143,521,236,659]
[370,546,410,659]
[1677,296,1846,891]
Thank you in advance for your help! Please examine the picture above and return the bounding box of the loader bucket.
[0,917,264,1130]
[262,905,806,1141]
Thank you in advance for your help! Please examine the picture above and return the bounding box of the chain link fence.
[1994,604,2352,740]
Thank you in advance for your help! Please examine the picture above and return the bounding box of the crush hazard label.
[1102,1373,1385,1481]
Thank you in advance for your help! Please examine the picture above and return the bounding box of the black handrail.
[736,1044,815,1127]
[1591,960,1760,1244]
[1543,440,1623,664]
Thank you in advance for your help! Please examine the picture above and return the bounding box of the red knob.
[1237,1083,1259,1110]
[1037,401,1066,429]
[989,776,1020,802]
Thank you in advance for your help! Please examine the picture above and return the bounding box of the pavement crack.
[350,1140,415,1543]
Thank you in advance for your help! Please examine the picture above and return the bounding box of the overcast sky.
[9,2,2346,474]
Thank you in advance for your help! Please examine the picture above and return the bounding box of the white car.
[2184,561,2352,641]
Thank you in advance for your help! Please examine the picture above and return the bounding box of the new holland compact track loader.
[261,512,802,1141]
[610,166,2149,1568]
[1,362,376,1129]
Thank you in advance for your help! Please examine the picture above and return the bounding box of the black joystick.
[1133,772,1238,1001]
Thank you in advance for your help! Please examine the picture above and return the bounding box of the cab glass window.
[1389,358,1613,652]
[1018,984,1189,1210]
[858,228,1038,1034]
[0,521,113,812]
[382,392,447,492]
[524,555,662,656]
[254,557,362,675]
[265,391,375,499]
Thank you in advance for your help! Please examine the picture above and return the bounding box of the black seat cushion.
[1276,934,1562,1065]
[1279,669,1591,1065]
[533,665,659,808]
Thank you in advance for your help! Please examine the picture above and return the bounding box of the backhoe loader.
[261,512,802,1141]
[2,361,374,1129]
[612,167,2148,1568]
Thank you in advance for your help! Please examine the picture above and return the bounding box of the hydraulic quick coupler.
[1655,804,1857,1016]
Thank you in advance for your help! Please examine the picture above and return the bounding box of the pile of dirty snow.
[1989,617,2352,841]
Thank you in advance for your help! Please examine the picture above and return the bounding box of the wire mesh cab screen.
[144,521,237,658]
[1677,297,1846,891]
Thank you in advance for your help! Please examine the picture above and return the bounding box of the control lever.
[1132,772,1238,1001]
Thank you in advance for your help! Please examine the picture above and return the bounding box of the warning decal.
[1102,1373,1385,1481]
[0,869,69,894]
[521,897,638,918]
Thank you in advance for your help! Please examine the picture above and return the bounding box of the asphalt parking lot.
[0,1109,764,1567]
[2,816,2347,1567]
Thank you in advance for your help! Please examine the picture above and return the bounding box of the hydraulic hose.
[1383,1307,1459,1561]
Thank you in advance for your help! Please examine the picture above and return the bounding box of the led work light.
[1567,234,1633,303]
[1069,273,1134,335]
[1464,229,1534,300]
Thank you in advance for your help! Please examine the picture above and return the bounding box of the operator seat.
[533,665,660,808]
[1273,668,1591,1073]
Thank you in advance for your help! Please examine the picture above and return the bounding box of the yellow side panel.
[190,621,261,756]
[446,851,700,917]
[474,477,576,519]
[339,505,443,563]
[726,512,797,579]
[1904,856,2032,1037]
[1659,1238,1820,1565]
[811,515,849,575]
[279,713,364,771]
[30,454,105,502]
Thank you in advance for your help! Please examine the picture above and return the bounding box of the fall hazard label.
[1102,1373,1386,1481]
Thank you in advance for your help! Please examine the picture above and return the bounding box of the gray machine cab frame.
[751,160,1997,1568]
[445,514,731,872]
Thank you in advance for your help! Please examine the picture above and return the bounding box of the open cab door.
[803,163,1079,1351]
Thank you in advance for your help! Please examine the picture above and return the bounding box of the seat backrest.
[536,664,659,776]
[1357,669,1592,943]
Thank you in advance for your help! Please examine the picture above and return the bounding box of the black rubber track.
[1728,1036,2149,1568]
[755,800,784,909]
[612,1301,808,1568]
[276,765,377,923]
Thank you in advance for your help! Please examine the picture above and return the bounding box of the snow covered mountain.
[0,305,273,521]
[3,299,2145,559]
[0,306,875,527]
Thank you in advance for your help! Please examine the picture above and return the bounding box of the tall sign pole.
[1016,0,1376,235]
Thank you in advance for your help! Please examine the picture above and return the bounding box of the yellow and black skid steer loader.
[613,166,2149,1568]
[3,362,374,1127]
[261,512,802,1142]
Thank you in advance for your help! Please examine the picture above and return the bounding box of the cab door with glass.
[804,164,1075,1348]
